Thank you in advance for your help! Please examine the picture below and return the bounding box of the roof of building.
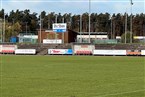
[76,32,108,35]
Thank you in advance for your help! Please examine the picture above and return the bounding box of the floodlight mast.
[125,9,127,44]
[130,0,133,43]
[55,14,57,43]
[40,14,41,43]
[0,19,2,43]
[88,0,91,43]
[62,17,64,44]
[3,13,5,42]
[80,15,82,43]
[25,22,28,35]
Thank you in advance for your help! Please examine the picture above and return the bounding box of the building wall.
[68,29,77,43]
[38,29,77,43]
[38,29,47,43]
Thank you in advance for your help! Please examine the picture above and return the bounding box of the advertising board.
[1,45,17,53]
[53,23,67,32]
[48,49,73,55]
[15,49,36,54]
[93,50,126,55]
[74,45,95,54]
[141,50,145,55]
[0,45,2,53]
[126,50,141,55]
[43,39,62,44]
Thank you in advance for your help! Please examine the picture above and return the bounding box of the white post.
[113,18,115,39]
[111,17,112,39]
[40,14,41,43]
[80,15,82,43]
[0,19,2,43]
[12,19,14,36]
[48,16,50,29]
[26,22,27,35]
[130,0,133,43]
[125,9,127,44]
[70,17,72,29]
[55,14,57,43]
[88,0,91,43]
[62,17,64,44]
[3,13,5,42]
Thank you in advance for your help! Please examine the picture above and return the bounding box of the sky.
[0,0,145,15]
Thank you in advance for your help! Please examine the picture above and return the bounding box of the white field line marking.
[94,89,145,97]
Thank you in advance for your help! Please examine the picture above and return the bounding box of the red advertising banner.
[74,45,95,55]
[1,45,17,53]
[0,45,2,53]
[126,50,141,55]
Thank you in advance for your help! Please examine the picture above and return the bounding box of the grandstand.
[17,43,72,55]
[13,43,144,55]
[95,44,145,50]
[0,28,145,55]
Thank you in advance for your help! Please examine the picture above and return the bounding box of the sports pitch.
[0,55,145,97]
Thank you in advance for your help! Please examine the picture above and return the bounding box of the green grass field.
[0,55,145,97]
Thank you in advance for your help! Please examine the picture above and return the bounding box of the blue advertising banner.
[66,49,73,54]
[53,29,66,33]
[48,49,73,55]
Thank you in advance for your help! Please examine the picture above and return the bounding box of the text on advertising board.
[15,49,36,54]
[48,49,73,55]
[1,45,17,53]
[53,23,67,33]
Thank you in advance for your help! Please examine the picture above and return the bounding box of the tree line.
[0,9,145,42]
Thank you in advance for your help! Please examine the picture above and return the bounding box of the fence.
[93,39,118,44]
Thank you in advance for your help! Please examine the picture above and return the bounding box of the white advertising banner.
[23,35,38,39]
[1,45,17,53]
[74,45,95,54]
[77,35,108,39]
[53,23,67,32]
[15,49,36,54]
[93,50,126,55]
[43,39,62,44]
[141,50,145,55]
[134,36,145,39]
[48,49,73,55]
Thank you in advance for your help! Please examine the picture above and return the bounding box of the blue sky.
[1,0,145,15]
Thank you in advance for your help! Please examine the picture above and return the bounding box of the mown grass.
[0,55,144,97]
